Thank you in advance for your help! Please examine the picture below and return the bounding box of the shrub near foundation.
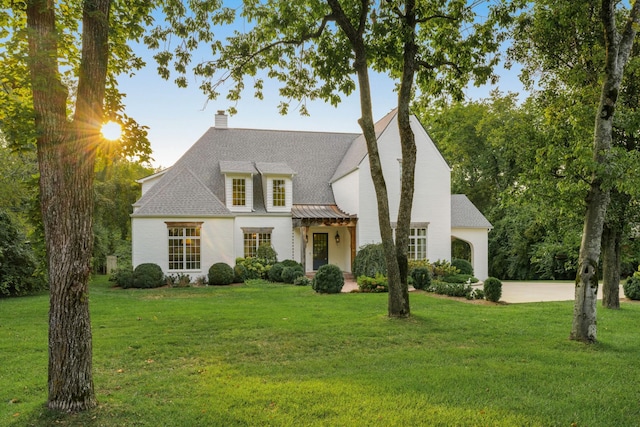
[312,264,344,294]
[484,277,503,302]
[208,262,234,286]
[133,263,164,289]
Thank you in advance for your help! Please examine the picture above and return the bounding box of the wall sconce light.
[335,231,340,244]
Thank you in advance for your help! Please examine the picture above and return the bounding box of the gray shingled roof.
[133,127,359,216]
[451,194,492,229]
[134,167,231,216]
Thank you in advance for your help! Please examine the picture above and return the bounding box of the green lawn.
[2,276,640,426]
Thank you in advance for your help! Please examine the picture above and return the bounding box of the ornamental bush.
[133,263,165,289]
[483,277,502,302]
[293,276,311,286]
[352,243,386,278]
[623,276,640,300]
[268,263,285,282]
[281,259,303,269]
[208,262,234,286]
[357,274,388,293]
[451,258,474,275]
[410,267,431,290]
[281,265,305,284]
[312,264,344,294]
[233,264,248,283]
[442,274,478,284]
[256,244,278,265]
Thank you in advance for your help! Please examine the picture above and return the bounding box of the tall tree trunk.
[328,0,406,317]
[27,0,111,411]
[570,0,639,342]
[601,190,628,309]
[601,223,621,309]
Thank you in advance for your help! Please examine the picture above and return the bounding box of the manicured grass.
[2,277,640,426]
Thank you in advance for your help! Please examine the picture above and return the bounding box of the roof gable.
[451,195,492,229]
[133,167,230,216]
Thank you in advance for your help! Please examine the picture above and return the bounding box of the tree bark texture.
[601,222,621,309]
[327,0,406,317]
[26,0,111,411]
[570,0,639,342]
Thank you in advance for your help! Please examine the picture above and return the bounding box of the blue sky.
[117,29,525,168]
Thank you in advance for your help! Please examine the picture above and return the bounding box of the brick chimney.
[215,110,228,129]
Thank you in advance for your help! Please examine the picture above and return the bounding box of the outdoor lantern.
[335,231,340,244]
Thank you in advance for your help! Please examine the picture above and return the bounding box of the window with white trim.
[243,228,272,258]
[167,223,202,270]
[408,228,427,260]
[232,178,246,207]
[273,179,285,207]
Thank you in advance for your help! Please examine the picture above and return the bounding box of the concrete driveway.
[500,281,625,303]
[342,279,627,303]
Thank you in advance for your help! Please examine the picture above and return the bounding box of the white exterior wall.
[294,226,351,272]
[234,215,293,260]
[451,227,490,280]
[356,115,451,262]
[131,216,235,276]
[332,170,359,215]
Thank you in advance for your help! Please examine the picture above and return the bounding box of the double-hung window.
[242,228,273,258]
[167,222,202,270]
[272,179,286,207]
[232,178,246,207]
[408,228,427,260]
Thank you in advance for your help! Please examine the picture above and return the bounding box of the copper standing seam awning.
[291,204,357,227]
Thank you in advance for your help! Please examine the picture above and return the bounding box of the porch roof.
[292,204,357,227]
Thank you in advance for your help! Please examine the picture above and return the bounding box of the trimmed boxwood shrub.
[451,258,474,275]
[133,263,164,289]
[312,264,344,294]
[281,259,302,269]
[353,243,386,278]
[623,276,640,300]
[208,262,234,286]
[357,274,388,293]
[281,265,305,284]
[111,267,135,289]
[293,276,311,286]
[233,264,248,283]
[410,267,431,290]
[268,263,285,282]
[483,277,502,302]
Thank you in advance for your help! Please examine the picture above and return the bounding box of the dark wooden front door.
[313,233,328,270]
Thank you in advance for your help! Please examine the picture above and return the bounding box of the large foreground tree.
[570,0,639,342]
[0,0,155,411]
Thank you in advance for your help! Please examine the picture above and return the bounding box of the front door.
[313,233,328,270]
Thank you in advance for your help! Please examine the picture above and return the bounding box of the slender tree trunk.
[601,223,621,309]
[328,0,406,317]
[570,0,639,342]
[601,191,628,309]
[27,0,111,411]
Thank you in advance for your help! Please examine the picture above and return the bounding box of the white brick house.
[131,109,492,279]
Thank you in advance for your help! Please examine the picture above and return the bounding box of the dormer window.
[220,161,256,212]
[232,178,246,206]
[256,162,296,213]
[273,179,286,207]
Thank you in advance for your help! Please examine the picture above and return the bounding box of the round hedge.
[281,265,305,284]
[268,263,285,282]
[410,267,431,290]
[208,262,234,286]
[312,264,344,294]
[133,263,164,289]
[483,277,502,302]
[623,276,640,300]
[452,258,474,275]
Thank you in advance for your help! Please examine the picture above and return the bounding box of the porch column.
[348,226,356,272]
[300,226,308,272]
